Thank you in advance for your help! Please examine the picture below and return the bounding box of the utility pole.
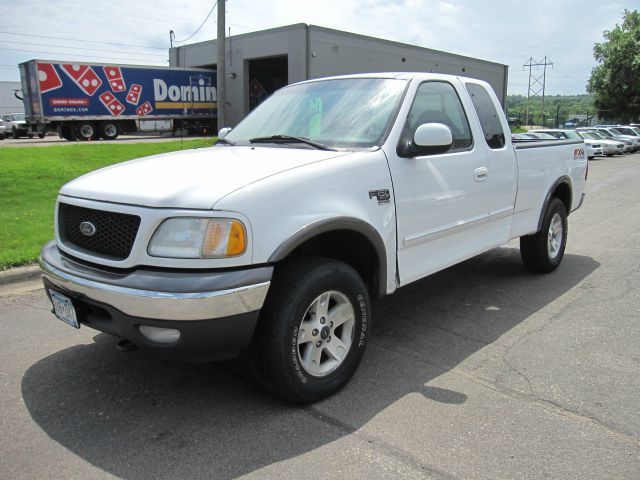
[216,0,226,131]
[523,56,553,127]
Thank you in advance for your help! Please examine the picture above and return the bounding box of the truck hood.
[60,146,352,209]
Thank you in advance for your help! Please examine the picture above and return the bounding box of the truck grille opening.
[58,203,141,260]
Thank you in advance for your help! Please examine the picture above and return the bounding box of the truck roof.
[292,71,492,87]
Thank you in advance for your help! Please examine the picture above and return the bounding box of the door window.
[399,81,473,156]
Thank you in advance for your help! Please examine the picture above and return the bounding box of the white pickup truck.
[39,73,587,403]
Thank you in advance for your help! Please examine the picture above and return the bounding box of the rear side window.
[465,83,506,149]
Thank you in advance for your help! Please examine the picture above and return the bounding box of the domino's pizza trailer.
[19,60,216,141]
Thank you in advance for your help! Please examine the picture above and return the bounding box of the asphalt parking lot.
[1,153,639,479]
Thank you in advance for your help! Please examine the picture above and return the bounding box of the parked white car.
[589,127,639,152]
[577,131,622,157]
[0,119,6,140]
[529,128,601,159]
[39,73,587,402]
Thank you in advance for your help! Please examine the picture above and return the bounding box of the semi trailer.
[19,60,216,141]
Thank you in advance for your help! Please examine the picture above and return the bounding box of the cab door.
[386,80,491,285]
[464,82,517,250]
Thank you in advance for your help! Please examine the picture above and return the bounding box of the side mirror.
[414,123,453,150]
[218,127,232,139]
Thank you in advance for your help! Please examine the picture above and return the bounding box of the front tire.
[250,258,371,403]
[520,197,568,273]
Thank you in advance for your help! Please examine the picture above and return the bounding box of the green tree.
[587,9,640,123]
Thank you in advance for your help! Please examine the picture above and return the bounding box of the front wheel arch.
[267,218,388,299]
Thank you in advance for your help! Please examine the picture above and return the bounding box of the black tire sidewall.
[541,198,568,269]
[101,123,118,140]
[77,123,95,141]
[257,259,371,403]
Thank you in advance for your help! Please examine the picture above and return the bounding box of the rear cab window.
[465,83,506,149]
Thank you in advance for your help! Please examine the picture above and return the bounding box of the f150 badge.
[369,189,391,205]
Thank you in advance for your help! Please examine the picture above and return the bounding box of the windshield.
[11,113,25,121]
[596,129,613,138]
[613,127,638,136]
[224,78,408,150]
[579,132,598,140]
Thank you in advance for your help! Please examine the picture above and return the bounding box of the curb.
[0,263,41,285]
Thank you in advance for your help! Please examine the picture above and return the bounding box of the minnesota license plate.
[49,290,80,329]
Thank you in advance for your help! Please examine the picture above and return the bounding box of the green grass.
[0,139,215,268]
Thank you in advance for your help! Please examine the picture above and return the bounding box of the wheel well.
[281,230,382,298]
[552,182,572,213]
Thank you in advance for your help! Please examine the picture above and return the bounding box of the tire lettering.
[357,293,368,347]
[291,326,307,383]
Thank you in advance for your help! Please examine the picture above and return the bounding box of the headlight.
[148,218,247,258]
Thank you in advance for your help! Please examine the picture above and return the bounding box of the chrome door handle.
[474,167,489,181]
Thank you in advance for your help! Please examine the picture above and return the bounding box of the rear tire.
[250,257,371,403]
[100,122,119,140]
[520,198,568,273]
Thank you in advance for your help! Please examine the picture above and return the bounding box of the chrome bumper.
[39,241,272,321]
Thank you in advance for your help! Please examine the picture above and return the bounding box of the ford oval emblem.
[79,221,97,237]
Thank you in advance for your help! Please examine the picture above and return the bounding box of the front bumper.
[39,241,272,360]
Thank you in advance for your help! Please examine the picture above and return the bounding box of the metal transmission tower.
[523,56,553,127]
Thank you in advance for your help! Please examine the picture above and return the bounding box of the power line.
[174,1,217,43]
[0,30,165,50]
[1,40,164,57]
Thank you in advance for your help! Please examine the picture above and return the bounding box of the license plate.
[50,290,80,329]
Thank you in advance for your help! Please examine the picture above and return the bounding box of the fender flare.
[536,176,572,232]
[267,217,388,298]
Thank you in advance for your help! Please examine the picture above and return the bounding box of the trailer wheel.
[60,125,76,141]
[12,128,19,139]
[37,133,45,139]
[100,122,119,140]
[77,122,96,141]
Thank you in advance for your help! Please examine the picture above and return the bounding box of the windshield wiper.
[249,135,335,151]
[215,137,235,146]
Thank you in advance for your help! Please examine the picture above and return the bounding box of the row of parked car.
[513,125,640,159]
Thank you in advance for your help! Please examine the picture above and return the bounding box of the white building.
[170,24,508,127]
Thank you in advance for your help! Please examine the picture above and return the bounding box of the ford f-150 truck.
[39,73,587,403]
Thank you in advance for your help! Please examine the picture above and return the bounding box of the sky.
[0,0,636,96]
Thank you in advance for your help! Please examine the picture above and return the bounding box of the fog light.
[139,325,181,344]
